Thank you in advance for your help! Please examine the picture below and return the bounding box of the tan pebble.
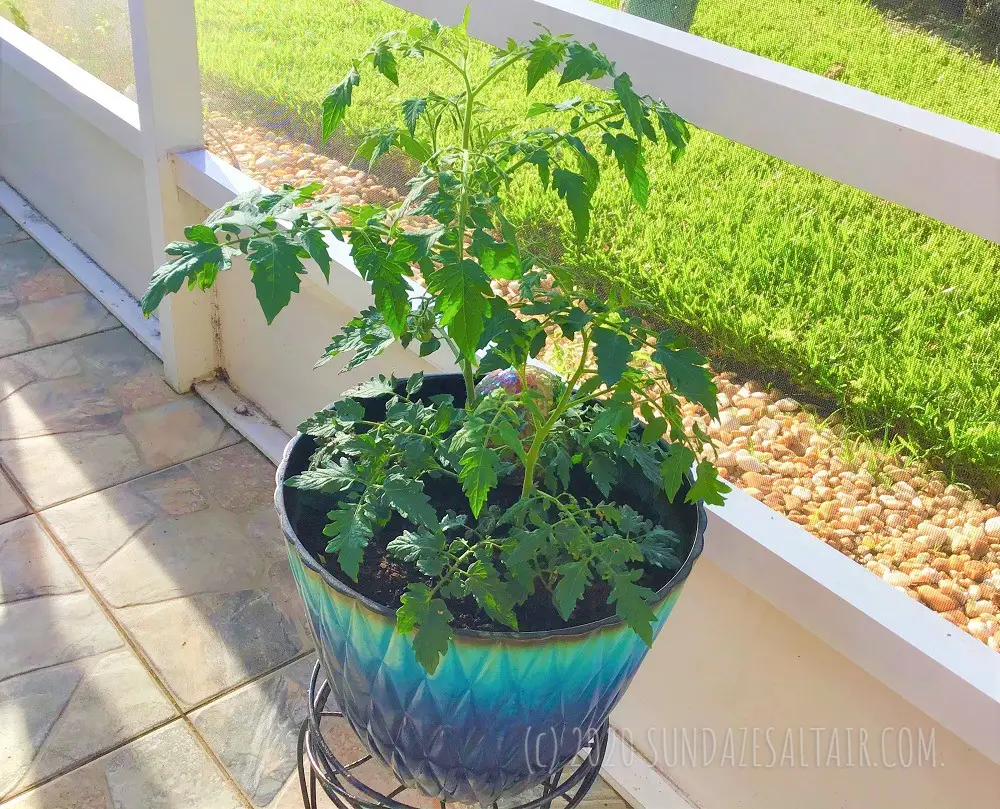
[763,492,784,510]
[964,560,990,581]
[893,481,916,499]
[839,515,861,531]
[967,620,990,641]
[968,534,991,560]
[883,571,910,587]
[984,516,1000,538]
[879,495,906,510]
[718,410,740,431]
[941,610,968,627]
[968,600,997,618]
[939,579,967,605]
[917,585,958,612]
[989,634,1000,651]
[790,485,812,502]
[910,567,941,586]
[775,397,799,412]
[741,471,771,489]
[736,454,766,473]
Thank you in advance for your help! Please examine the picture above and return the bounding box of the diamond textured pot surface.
[276,374,706,805]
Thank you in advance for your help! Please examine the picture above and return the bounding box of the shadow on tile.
[0,517,176,800]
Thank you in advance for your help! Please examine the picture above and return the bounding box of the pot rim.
[275,376,708,642]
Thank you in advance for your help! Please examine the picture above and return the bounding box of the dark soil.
[283,374,698,635]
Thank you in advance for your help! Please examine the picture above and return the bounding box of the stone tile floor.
[0,211,629,808]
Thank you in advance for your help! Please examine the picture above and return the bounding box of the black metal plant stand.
[297,662,610,809]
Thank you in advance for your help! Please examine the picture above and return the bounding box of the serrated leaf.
[492,418,527,461]
[396,583,453,674]
[297,227,332,281]
[247,234,306,324]
[286,460,358,493]
[323,499,374,580]
[382,474,438,526]
[372,43,399,84]
[341,375,396,398]
[387,529,447,576]
[591,400,635,445]
[401,97,428,135]
[322,66,360,142]
[552,168,593,242]
[593,327,634,385]
[465,559,518,629]
[602,132,649,208]
[459,443,501,517]
[609,570,658,646]
[333,398,365,423]
[317,309,395,371]
[652,341,718,417]
[142,241,231,315]
[637,527,684,569]
[685,460,731,506]
[660,442,696,501]
[406,372,424,396]
[427,259,492,360]
[525,34,567,92]
[553,560,592,621]
[613,72,647,141]
[560,41,613,84]
[587,451,619,497]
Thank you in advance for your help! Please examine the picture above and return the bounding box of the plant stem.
[519,328,594,499]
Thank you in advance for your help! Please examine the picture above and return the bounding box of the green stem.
[520,328,594,499]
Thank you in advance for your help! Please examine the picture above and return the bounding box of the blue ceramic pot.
[276,374,706,806]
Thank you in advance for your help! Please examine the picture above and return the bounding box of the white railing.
[2,1,1000,803]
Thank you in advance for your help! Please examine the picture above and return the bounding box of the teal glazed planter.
[276,373,706,806]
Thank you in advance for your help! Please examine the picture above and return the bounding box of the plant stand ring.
[297,662,610,809]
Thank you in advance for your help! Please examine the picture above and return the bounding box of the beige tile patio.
[0,211,27,245]
[44,442,312,709]
[0,470,28,524]
[0,239,118,357]
[0,328,239,508]
[2,720,245,809]
[0,517,176,800]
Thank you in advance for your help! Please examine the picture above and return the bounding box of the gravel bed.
[204,114,1000,652]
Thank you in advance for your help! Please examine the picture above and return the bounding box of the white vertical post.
[128,0,216,391]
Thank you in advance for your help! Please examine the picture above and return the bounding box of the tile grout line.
[0,451,281,808]
[0,323,126,363]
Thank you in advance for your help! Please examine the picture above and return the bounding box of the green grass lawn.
[195,0,1000,486]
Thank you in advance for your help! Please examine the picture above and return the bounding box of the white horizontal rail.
[386,0,1000,243]
[0,18,141,157]
[175,148,1000,768]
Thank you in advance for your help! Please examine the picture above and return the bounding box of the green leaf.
[323,499,374,580]
[560,41,613,84]
[387,530,447,576]
[613,73,648,141]
[297,228,332,281]
[184,224,218,244]
[382,474,438,526]
[602,132,649,209]
[465,559,518,629]
[591,400,635,445]
[659,442,696,502]
[396,583,454,674]
[322,66,361,142]
[637,527,684,569]
[372,43,399,84]
[406,372,424,396]
[609,570,658,646]
[553,560,592,621]
[247,234,306,324]
[593,327,634,385]
[652,341,718,417]
[493,418,527,462]
[317,309,395,371]
[552,168,593,242]
[685,461,731,507]
[401,97,427,135]
[525,33,568,92]
[587,451,619,497]
[286,460,359,494]
[458,443,501,518]
[142,241,231,316]
[427,259,492,360]
[333,398,365,424]
[342,374,396,398]
[653,101,690,162]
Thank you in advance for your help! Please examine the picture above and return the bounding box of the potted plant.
[142,15,728,805]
